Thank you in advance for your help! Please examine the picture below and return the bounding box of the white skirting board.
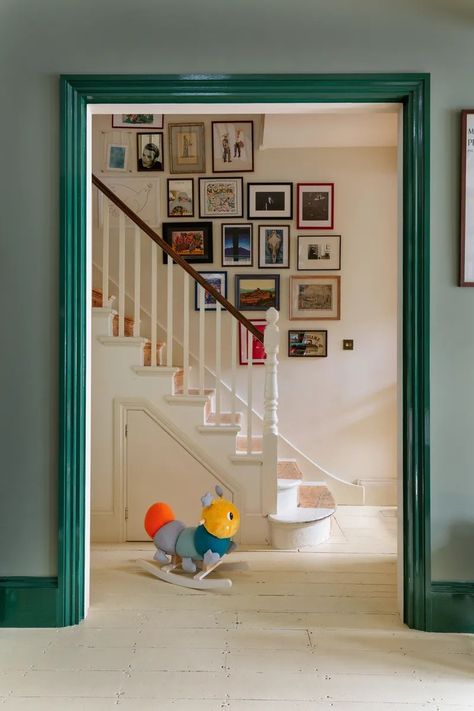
[354,478,397,506]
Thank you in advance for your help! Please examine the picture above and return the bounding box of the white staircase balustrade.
[262,307,280,515]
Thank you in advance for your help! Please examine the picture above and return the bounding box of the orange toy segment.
[144,502,175,539]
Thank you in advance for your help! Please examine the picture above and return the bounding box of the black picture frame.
[194,271,228,311]
[136,132,164,172]
[235,273,280,311]
[162,221,213,264]
[247,182,293,220]
[221,223,253,267]
[288,330,328,358]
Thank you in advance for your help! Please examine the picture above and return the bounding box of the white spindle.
[199,285,205,395]
[183,272,190,394]
[231,318,237,425]
[150,242,157,366]
[118,211,125,336]
[102,198,110,307]
[262,307,280,514]
[215,301,222,424]
[167,254,173,367]
[133,226,141,337]
[247,328,253,454]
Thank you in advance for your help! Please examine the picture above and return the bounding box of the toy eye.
[227,512,234,521]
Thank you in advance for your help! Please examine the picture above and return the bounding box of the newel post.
[262,307,279,515]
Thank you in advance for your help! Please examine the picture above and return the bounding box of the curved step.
[269,507,335,525]
[268,507,335,550]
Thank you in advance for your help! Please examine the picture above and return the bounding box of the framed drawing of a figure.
[212,121,254,173]
[460,110,474,286]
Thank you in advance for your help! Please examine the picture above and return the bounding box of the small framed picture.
[288,330,328,358]
[235,274,280,311]
[248,183,293,220]
[297,183,334,229]
[199,177,243,218]
[195,271,227,311]
[161,222,213,264]
[258,225,290,268]
[239,320,266,365]
[167,178,194,217]
[212,121,254,173]
[297,235,341,270]
[112,114,163,129]
[168,123,205,174]
[290,275,340,320]
[137,133,163,171]
[222,224,253,266]
[106,144,128,172]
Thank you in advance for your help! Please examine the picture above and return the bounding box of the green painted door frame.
[5,72,448,630]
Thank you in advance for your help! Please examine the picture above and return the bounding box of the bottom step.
[268,507,335,550]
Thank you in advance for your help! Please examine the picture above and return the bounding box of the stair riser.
[269,516,332,550]
[277,487,299,515]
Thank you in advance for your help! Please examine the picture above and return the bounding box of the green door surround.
[2,73,471,632]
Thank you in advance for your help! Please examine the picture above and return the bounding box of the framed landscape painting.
[222,224,253,266]
[297,234,341,270]
[258,225,290,268]
[239,320,267,365]
[162,222,213,264]
[194,271,227,311]
[235,274,280,311]
[199,177,243,218]
[212,121,254,172]
[112,114,163,128]
[297,183,334,229]
[290,275,340,320]
[288,330,328,357]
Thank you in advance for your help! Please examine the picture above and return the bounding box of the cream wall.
[92,113,398,494]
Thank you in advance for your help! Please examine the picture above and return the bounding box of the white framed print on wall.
[297,183,334,229]
[297,234,341,270]
[199,177,243,218]
[248,183,293,220]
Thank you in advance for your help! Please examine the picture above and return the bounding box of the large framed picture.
[297,234,341,270]
[168,123,205,174]
[460,110,474,285]
[161,222,213,264]
[288,330,328,358]
[199,177,243,218]
[212,121,254,173]
[297,183,334,229]
[235,274,280,311]
[137,133,164,171]
[112,114,163,129]
[290,275,341,320]
[248,183,293,220]
[258,225,290,268]
[167,178,194,217]
[239,320,266,365]
[222,224,253,266]
[194,271,227,311]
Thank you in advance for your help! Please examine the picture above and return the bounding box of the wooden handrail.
[92,174,264,344]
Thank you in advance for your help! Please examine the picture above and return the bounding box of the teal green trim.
[56,73,433,630]
[430,582,474,632]
[0,578,58,627]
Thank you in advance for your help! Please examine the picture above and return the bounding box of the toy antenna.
[215,485,224,498]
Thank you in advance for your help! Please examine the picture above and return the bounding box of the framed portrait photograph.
[460,110,474,285]
[137,133,163,172]
[222,223,253,266]
[112,114,163,129]
[162,222,213,264]
[290,275,341,320]
[212,121,254,173]
[106,143,128,172]
[288,330,328,358]
[248,183,293,220]
[297,234,341,270]
[297,183,334,229]
[167,178,194,217]
[239,320,266,365]
[258,225,290,268]
[194,271,227,311]
[168,123,205,174]
[235,274,280,311]
[199,177,243,218]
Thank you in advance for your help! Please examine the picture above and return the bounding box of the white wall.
[92,113,398,493]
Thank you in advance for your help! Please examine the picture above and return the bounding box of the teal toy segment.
[194,524,231,558]
[175,527,203,560]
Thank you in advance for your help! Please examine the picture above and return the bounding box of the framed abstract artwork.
[194,271,227,311]
[199,177,243,218]
[161,222,213,264]
[221,223,253,266]
[239,320,266,365]
[297,183,334,229]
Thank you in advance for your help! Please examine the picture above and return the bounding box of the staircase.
[91,174,338,548]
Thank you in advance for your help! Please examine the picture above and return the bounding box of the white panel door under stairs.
[125,408,232,541]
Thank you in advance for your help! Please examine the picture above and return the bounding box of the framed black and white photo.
[288,330,328,357]
[235,274,280,311]
[297,234,341,270]
[258,225,290,268]
[297,183,334,229]
[460,110,474,285]
[162,222,213,264]
[168,123,205,174]
[290,275,340,320]
[137,133,163,172]
[112,114,163,129]
[105,143,128,172]
[248,183,293,219]
[194,271,227,311]
[167,178,194,217]
[199,177,243,218]
[212,121,254,173]
[222,223,253,266]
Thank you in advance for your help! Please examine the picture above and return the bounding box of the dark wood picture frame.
[212,120,254,173]
[161,221,213,264]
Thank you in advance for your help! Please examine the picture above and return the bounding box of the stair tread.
[277,478,301,490]
[269,507,335,524]
[176,388,215,396]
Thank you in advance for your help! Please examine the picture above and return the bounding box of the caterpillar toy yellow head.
[201,486,240,539]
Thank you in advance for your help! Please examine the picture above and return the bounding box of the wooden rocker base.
[137,556,233,590]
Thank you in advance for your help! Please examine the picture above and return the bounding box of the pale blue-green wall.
[1,0,473,580]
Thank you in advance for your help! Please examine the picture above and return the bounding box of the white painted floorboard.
[1,507,473,709]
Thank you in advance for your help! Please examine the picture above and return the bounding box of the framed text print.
[460,110,474,285]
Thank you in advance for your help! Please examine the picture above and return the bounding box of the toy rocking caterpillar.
[144,486,240,573]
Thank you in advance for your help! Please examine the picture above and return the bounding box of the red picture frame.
[239,320,266,365]
[297,182,334,229]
